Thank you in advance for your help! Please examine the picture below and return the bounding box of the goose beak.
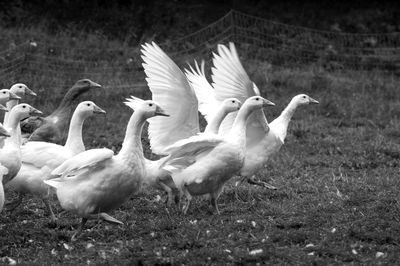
[89,80,102,88]
[25,87,37,97]
[29,107,43,116]
[262,99,275,107]
[93,105,106,114]
[309,97,319,104]
[9,91,21,101]
[0,104,8,112]
[237,101,242,110]
[155,106,169,117]
[0,127,10,137]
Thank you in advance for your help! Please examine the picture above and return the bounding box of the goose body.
[45,99,169,239]
[1,104,42,184]
[240,94,319,178]
[162,96,275,214]
[0,165,9,213]
[5,102,106,218]
[0,126,10,213]
[21,79,101,143]
[190,43,318,188]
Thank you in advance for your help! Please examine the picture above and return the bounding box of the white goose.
[0,125,10,213]
[190,43,319,189]
[161,96,275,214]
[1,104,42,185]
[45,99,169,240]
[4,83,36,145]
[5,101,106,220]
[0,164,9,213]
[123,42,241,206]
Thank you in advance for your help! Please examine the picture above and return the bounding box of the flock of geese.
[0,42,318,240]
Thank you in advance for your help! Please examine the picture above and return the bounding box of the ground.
[1,65,400,265]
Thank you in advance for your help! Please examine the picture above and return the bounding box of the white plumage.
[5,101,106,220]
[161,96,275,214]
[1,104,42,185]
[45,99,169,240]
[190,42,319,188]
[123,42,241,206]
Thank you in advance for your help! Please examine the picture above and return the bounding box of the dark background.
[1,0,399,43]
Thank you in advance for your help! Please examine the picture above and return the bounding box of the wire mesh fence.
[0,9,399,90]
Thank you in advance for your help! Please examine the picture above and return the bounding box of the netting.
[0,9,399,90]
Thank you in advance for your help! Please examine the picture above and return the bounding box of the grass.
[1,28,400,264]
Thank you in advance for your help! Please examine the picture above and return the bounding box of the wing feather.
[161,134,223,171]
[184,60,219,124]
[211,43,269,143]
[141,42,200,155]
[50,148,114,178]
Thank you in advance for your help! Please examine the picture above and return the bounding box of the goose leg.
[5,193,24,211]
[210,196,220,215]
[42,198,57,222]
[182,187,192,215]
[71,217,88,241]
[247,175,278,190]
[158,181,173,207]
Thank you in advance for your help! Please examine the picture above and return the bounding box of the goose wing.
[141,42,199,155]
[21,142,72,170]
[20,116,45,134]
[50,148,114,178]
[211,43,269,144]
[161,134,223,172]
[185,60,219,124]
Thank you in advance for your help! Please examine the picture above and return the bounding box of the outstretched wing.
[211,43,269,143]
[185,60,219,124]
[141,42,200,155]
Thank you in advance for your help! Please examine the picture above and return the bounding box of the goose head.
[221,98,242,113]
[9,83,37,97]
[292,94,319,106]
[0,89,21,105]
[126,99,169,119]
[242,96,275,111]
[75,101,106,118]
[10,103,43,121]
[73,79,102,91]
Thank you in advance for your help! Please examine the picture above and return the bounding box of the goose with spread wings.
[188,43,319,190]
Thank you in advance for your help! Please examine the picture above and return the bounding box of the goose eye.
[303,96,306,99]
[22,105,26,108]
[231,100,235,103]
[256,98,259,101]
[19,86,22,88]
[87,103,91,107]
[149,103,153,107]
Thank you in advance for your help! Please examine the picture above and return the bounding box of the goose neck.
[54,86,85,113]
[228,106,252,146]
[64,110,86,153]
[4,111,23,147]
[279,99,299,124]
[117,112,146,163]
[204,108,228,134]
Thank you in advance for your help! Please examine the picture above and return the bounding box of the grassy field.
[1,29,400,264]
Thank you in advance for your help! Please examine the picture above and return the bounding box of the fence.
[0,9,399,90]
